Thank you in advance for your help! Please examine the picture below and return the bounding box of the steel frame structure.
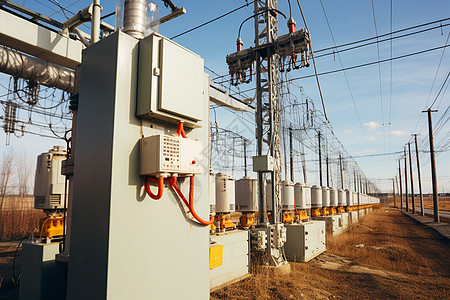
[254,0,281,225]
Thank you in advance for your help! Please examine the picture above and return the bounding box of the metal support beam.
[209,85,255,112]
[0,9,83,69]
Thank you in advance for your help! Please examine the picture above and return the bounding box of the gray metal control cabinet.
[66,31,210,299]
[137,33,205,127]
[284,221,326,262]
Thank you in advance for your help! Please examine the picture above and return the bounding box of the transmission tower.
[227,0,310,266]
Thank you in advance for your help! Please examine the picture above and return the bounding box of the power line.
[227,44,450,96]
[170,1,254,39]
[212,18,450,82]
[370,0,386,151]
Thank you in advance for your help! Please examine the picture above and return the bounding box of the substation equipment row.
[28,146,380,295]
[210,173,380,289]
[16,3,380,297]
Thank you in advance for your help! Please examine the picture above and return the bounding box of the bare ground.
[211,209,450,300]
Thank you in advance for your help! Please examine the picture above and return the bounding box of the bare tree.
[0,150,15,238]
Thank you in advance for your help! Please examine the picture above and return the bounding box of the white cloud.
[344,129,352,134]
[390,130,409,136]
[364,121,381,131]
[368,136,376,141]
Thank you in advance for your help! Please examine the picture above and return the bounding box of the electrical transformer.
[338,189,346,206]
[311,185,322,208]
[215,173,235,213]
[322,186,330,207]
[294,183,311,210]
[281,180,295,210]
[329,187,338,207]
[235,177,258,212]
[34,146,67,210]
[346,189,353,206]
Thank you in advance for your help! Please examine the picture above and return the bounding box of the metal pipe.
[123,0,147,39]
[72,28,90,47]
[243,140,247,177]
[339,154,344,189]
[60,5,93,37]
[318,131,322,186]
[91,0,102,45]
[289,127,293,182]
[0,46,76,93]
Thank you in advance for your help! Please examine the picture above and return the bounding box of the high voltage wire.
[226,44,450,96]
[370,0,386,152]
[171,1,254,39]
[212,18,450,82]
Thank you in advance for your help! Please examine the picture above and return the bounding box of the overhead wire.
[370,0,386,150]
[170,1,254,39]
[295,0,328,122]
[212,18,450,83]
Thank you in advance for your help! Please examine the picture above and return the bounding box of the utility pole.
[289,127,294,182]
[339,154,344,189]
[404,147,408,212]
[359,174,363,194]
[302,151,307,184]
[398,160,403,210]
[423,109,439,222]
[393,178,396,208]
[326,156,330,187]
[408,142,415,214]
[413,134,424,216]
[243,139,247,177]
[318,131,322,186]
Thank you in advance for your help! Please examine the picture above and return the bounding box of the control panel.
[140,134,203,176]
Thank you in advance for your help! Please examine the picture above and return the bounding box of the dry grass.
[389,195,450,211]
[211,209,450,300]
[0,196,44,240]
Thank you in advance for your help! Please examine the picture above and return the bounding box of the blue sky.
[1,0,449,193]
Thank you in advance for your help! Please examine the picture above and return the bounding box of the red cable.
[170,176,214,226]
[145,177,164,200]
[176,122,187,138]
[146,122,212,225]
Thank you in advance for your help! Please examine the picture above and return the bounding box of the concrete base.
[313,215,344,236]
[349,211,358,224]
[19,242,66,300]
[261,262,291,276]
[210,230,249,290]
[284,221,326,262]
[360,209,366,217]
[340,213,349,231]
